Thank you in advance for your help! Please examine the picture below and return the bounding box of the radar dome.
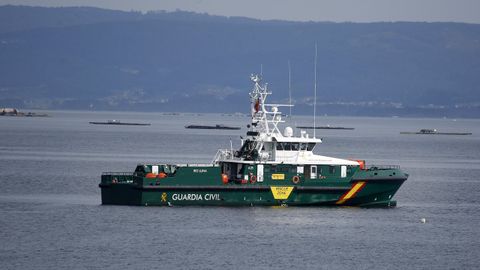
[284,127,293,137]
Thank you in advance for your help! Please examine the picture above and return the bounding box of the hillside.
[1,5,479,117]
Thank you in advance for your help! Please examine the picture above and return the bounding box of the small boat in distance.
[296,125,354,130]
[185,124,241,130]
[400,129,472,135]
[89,120,151,126]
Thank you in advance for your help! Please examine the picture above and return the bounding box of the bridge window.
[307,143,316,151]
[275,142,307,151]
[276,143,284,150]
[291,143,299,151]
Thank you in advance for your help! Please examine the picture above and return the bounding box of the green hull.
[100,164,407,207]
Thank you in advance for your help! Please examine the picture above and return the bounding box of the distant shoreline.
[0,108,480,120]
[3,108,479,120]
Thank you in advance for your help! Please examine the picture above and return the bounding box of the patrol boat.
[99,75,408,207]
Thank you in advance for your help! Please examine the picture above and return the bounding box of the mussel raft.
[99,74,408,207]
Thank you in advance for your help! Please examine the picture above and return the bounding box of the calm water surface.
[1,111,479,269]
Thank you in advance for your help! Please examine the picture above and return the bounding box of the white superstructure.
[213,75,358,166]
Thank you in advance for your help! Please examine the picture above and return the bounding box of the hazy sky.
[1,0,480,23]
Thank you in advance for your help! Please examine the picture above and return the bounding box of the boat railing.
[101,172,134,184]
[101,172,132,176]
[212,149,242,163]
[176,164,219,167]
[366,165,401,170]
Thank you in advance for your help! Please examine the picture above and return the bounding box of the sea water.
[1,111,479,269]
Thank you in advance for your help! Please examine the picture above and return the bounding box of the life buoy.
[145,173,156,178]
[250,175,257,184]
[292,175,300,184]
[221,174,229,184]
[157,172,167,178]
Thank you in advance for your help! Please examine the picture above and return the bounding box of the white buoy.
[420,218,426,223]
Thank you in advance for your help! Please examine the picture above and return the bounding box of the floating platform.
[296,126,354,130]
[1,108,49,117]
[400,129,471,135]
[185,124,241,130]
[89,120,150,126]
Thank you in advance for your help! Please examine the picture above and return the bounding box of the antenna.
[260,64,263,77]
[288,60,292,118]
[313,43,318,138]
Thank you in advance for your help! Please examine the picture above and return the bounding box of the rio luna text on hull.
[99,75,408,207]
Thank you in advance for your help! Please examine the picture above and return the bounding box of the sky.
[1,0,480,23]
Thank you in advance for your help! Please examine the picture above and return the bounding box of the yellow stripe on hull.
[336,181,366,205]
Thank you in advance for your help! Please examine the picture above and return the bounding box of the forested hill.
[1,5,479,117]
